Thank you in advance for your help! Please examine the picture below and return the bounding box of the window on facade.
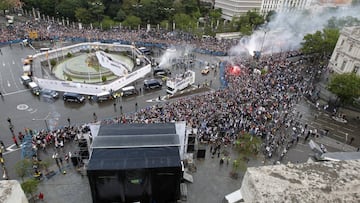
[353,65,360,74]
[349,44,353,52]
[341,40,345,45]
[341,61,347,71]
[335,53,339,62]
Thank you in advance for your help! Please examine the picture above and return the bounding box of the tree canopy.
[301,28,339,57]
[232,10,265,36]
[0,0,18,12]
[20,0,268,35]
[326,16,360,29]
[328,73,360,105]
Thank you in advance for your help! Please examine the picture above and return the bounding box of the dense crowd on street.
[0,15,237,53]
[0,14,332,179]
[99,53,326,161]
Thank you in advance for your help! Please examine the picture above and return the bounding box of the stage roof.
[91,123,180,149]
[87,147,181,171]
[88,123,182,171]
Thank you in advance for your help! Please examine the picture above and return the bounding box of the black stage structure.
[87,123,182,203]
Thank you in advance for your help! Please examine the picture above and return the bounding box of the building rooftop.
[240,160,360,203]
[0,180,28,203]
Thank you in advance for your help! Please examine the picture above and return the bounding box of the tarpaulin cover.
[91,123,180,149]
[98,123,176,136]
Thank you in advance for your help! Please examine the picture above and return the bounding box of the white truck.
[166,70,195,95]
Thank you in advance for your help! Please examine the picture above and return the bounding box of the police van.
[144,79,162,90]
[63,92,85,103]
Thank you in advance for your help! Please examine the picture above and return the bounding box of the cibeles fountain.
[31,43,152,95]
[53,50,134,83]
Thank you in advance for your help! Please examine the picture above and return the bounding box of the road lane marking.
[341,128,354,132]
[3,89,29,96]
[331,133,344,139]
[324,126,334,131]
[3,144,23,155]
[30,109,38,114]
[17,104,29,110]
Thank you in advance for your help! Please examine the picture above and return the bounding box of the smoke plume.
[229,6,360,56]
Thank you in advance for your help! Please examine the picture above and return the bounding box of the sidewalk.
[36,163,91,203]
[314,136,357,152]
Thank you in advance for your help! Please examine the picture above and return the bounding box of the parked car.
[63,92,85,103]
[40,89,59,99]
[144,79,162,90]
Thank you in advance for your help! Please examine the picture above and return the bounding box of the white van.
[92,91,113,102]
[121,86,137,96]
[223,189,244,203]
[28,82,40,96]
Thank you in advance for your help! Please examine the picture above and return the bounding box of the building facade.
[329,26,360,76]
[260,0,313,15]
[214,0,262,21]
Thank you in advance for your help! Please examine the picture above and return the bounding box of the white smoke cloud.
[229,6,360,56]
[158,45,194,68]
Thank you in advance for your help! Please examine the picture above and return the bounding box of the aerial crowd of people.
[0,13,237,54]
[0,13,330,178]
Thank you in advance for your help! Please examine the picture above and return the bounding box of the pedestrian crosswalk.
[293,101,357,144]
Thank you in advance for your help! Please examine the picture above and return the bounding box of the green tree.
[21,179,39,202]
[103,0,122,19]
[301,28,339,58]
[173,13,196,31]
[122,15,141,28]
[55,0,83,20]
[75,7,92,24]
[37,0,56,16]
[88,0,106,23]
[100,16,116,30]
[209,8,221,22]
[173,0,198,16]
[15,159,33,181]
[233,10,265,35]
[326,16,360,29]
[0,0,17,13]
[231,133,261,178]
[115,9,127,22]
[328,73,360,105]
